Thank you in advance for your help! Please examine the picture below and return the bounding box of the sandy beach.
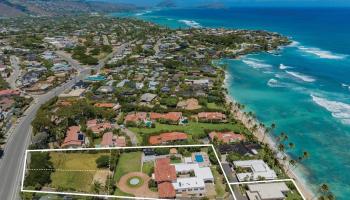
[223,71,314,200]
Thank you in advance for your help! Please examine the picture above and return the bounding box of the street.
[7,56,21,89]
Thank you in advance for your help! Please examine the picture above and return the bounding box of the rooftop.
[233,160,277,181]
[246,182,290,200]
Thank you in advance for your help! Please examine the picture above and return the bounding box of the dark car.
[0,148,4,158]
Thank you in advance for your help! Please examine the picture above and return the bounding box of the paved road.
[7,56,21,89]
[0,44,128,199]
[0,70,89,200]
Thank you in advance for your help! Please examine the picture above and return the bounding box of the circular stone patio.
[117,172,158,198]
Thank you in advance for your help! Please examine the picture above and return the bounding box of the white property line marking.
[26,169,110,172]
[211,145,237,200]
[25,144,213,152]
[229,178,293,185]
[108,149,112,195]
[22,144,235,200]
[229,179,306,200]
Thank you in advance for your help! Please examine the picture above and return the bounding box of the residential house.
[100,132,126,147]
[61,126,86,148]
[233,160,277,181]
[86,119,112,135]
[140,93,157,103]
[246,182,290,200]
[177,98,201,110]
[97,85,115,94]
[209,131,246,143]
[0,89,20,97]
[197,112,227,122]
[150,112,182,124]
[149,132,188,145]
[218,143,261,156]
[154,157,214,198]
[124,112,147,124]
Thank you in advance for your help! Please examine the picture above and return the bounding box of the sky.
[102,0,350,7]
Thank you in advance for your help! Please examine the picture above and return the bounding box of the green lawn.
[286,190,303,200]
[51,171,95,192]
[49,152,110,193]
[130,121,249,144]
[170,157,182,164]
[211,166,226,198]
[114,152,142,182]
[207,103,225,111]
[50,152,109,170]
[142,161,154,176]
[114,188,134,197]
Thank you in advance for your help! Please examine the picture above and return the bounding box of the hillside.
[0,0,138,17]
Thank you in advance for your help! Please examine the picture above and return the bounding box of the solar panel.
[78,133,84,141]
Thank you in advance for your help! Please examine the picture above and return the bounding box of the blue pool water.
[195,154,204,163]
[85,75,106,82]
[111,8,350,199]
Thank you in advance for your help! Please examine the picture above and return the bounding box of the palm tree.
[287,159,296,173]
[288,142,295,151]
[318,183,330,200]
[271,123,276,130]
[278,143,285,152]
[326,193,335,200]
[302,151,309,160]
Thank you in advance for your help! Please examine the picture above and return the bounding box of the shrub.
[96,155,110,168]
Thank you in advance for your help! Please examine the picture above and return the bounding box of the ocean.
[111,8,350,199]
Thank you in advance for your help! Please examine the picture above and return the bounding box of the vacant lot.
[114,151,142,182]
[48,151,111,193]
[50,151,110,170]
[51,171,96,193]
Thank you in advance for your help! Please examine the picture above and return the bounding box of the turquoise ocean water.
[111,8,350,199]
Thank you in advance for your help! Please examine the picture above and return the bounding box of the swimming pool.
[195,154,204,163]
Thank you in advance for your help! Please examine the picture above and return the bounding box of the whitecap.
[288,41,300,47]
[341,83,348,87]
[311,94,350,125]
[298,46,347,60]
[178,20,202,28]
[135,10,152,16]
[279,64,292,70]
[267,79,281,87]
[285,70,316,82]
[242,58,272,69]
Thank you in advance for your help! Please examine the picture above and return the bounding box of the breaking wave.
[178,20,202,28]
[267,78,284,87]
[311,95,350,125]
[135,10,153,16]
[242,58,273,69]
[298,46,347,60]
[279,64,292,70]
[286,70,316,82]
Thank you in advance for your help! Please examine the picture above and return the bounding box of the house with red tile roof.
[155,158,177,183]
[158,182,176,199]
[61,126,86,148]
[198,112,227,122]
[94,103,115,108]
[86,119,112,135]
[100,132,126,147]
[154,157,214,198]
[124,112,147,124]
[149,132,188,145]
[0,89,20,97]
[150,112,182,124]
[209,131,246,144]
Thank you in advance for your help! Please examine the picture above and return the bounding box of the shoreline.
[222,70,314,199]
